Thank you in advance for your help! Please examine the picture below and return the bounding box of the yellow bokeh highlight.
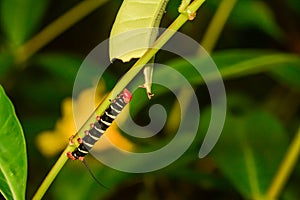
[36,84,134,157]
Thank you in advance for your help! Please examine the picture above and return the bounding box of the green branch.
[200,0,237,53]
[31,0,206,199]
[266,125,300,200]
[165,0,237,133]
[14,0,109,66]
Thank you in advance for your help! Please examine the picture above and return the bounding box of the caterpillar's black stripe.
[68,89,131,160]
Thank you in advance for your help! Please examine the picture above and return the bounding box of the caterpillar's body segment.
[67,89,132,161]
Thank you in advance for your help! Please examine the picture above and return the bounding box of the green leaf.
[211,110,288,199]
[212,50,300,89]
[128,50,300,115]
[0,85,27,200]
[0,0,49,47]
[213,50,300,81]
[158,49,300,87]
[109,0,169,62]
[269,64,300,89]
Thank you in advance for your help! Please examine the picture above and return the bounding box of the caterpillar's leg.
[69,135,75,145]
[67,136,84,160]
[75,138,85,161]
[67,136,78,160]
[66,151,76,160]
[77,137,83,144]
[69,135,84,145]
[78,156,85,161]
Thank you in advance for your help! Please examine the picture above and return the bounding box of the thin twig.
[166,0,237,133]
[266,125,300,199]
[200,0,237,53]
[15,0,108,65]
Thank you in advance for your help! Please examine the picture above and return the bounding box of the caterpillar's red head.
[122,88,132,103]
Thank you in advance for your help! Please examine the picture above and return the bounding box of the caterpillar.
[67,88,132,161]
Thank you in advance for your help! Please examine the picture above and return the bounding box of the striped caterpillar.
[67,88,132,161]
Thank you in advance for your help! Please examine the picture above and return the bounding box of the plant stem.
[32,147,72,200]
[31,1,206,199]
[200,0,237,53]
[166,0,237,132]
[14,0,108,65]
[266,125,300,200]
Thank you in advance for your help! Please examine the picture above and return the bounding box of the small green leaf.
[211,110,288,199]
[0,85,27,200]
[0,0,49,47]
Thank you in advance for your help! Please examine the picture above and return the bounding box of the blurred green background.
[0,0,300,199]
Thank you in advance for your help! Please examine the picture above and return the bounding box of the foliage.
[0,0,299,199]
[0,86,27,200]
